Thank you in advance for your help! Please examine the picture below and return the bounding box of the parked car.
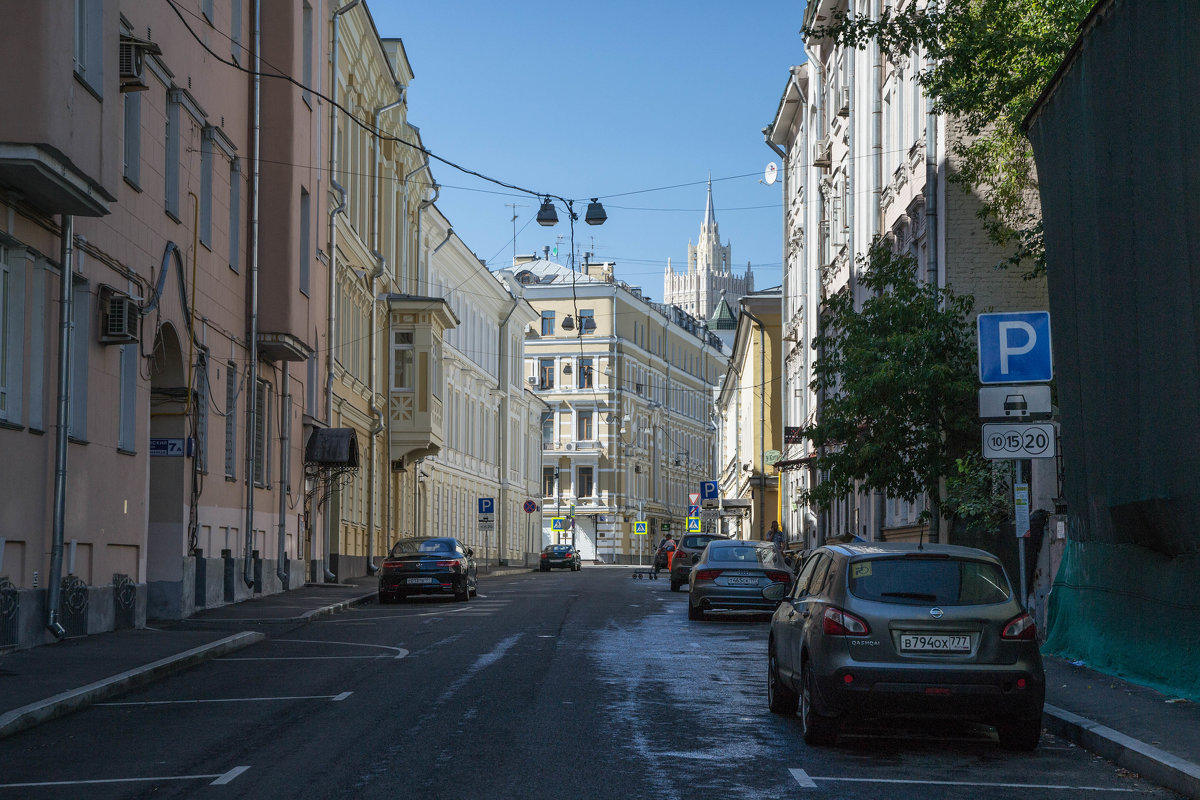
[669,533,729,591]
[540,544,582,571]
[378,537,477,602]
[766,542,1044,750]
[687,540,792,620]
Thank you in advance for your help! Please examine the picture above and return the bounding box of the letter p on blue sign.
[978,311,1053,384]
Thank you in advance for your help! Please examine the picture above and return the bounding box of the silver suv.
[766,542,1044,750]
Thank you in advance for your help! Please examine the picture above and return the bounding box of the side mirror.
[466,548,474,557]
[762,583,789,602]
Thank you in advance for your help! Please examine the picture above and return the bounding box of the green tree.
[803,240,976,519]
[803,0,1091,277]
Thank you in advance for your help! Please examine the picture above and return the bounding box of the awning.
[304,428,360,468]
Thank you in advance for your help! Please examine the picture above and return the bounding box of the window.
[577,466,594,498]
[301,2,313,105]
[579,308,595,332]
[577,357,593,389]
[229,159,241,272]
[195,353,209,472]
[202,0,214,22]
[73,0,103,95]
[68,277,89,439]
[431,338,442,400]
[578,411,593,441]
[165,92,181,219]
[225,361,238,479]
[392,331,414,390]
[123,91,141,187]
[541,310,555,336]
[538,358,554,389]
[200,129,213,247]
[299,187,310,294]
[118,343,137,451]
[231,0,242,62]
[0,247,15,422]
[252,378,270,487]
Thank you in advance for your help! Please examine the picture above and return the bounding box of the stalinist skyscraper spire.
[663,176,754,320]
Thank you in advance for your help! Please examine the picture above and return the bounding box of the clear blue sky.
[367,1,806,301]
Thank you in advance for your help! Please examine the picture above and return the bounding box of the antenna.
[505,203,527,265]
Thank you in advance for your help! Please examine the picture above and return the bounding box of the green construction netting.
[1043,540,1200,702]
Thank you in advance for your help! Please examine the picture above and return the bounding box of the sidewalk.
[1,573,1198,798]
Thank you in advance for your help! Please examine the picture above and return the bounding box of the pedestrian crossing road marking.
[788,768,1147,793]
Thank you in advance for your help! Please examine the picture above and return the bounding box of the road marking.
[218,639,408,660]
[211,766,251,785]
[0,767,250,789]
[789,770,1148,792]
[436,634,523,705]
[98,693,352,706]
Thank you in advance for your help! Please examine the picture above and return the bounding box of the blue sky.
[367,1,806,301]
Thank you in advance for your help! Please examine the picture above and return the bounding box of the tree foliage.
[803,0,1091,278]
[802,240,977,512]
[942,451,1013,530]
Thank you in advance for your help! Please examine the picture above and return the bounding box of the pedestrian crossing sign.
[686,516,701,533]
[551,517,566,531]
[634,521,648,534]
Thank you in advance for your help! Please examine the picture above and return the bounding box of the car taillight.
[1001,612,1037,640]
[694,569,722,581]
[765,570,791,583]
[541,553,549,559]
[823,606,870,636]
[382,561,404,569]
[675,548,688,560]
[435,560,459,568]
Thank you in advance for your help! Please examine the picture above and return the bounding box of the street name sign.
[979,385,1052,420]
[982,422,1056,459]
[978,311,1053,384]
[149,437,193,457]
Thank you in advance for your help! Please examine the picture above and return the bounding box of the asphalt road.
[0,568,1181,799]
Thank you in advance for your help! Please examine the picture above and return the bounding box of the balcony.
[385,295,458,464]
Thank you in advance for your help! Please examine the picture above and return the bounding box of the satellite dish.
[764,162,778,185]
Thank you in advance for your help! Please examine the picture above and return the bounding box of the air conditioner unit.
[565,442,575,451]
[526,376,538,385]
[562,363,572,374]
[119,35,159,93]
[813,139,832,169]
[838,86,850,116]
[99,287,139,344]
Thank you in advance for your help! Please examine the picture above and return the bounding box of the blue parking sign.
[700,481,719,501]
[478,497,495,514]
[978,312,1053,384]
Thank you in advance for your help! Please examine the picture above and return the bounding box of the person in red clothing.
[653,533,676,574]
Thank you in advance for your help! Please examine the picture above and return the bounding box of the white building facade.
[663,180,754,322]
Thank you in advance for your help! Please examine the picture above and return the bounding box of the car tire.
[768,642,799,715]
[670,579,682,592]
[800,661,839,746]
[687,601,704,621]
[997,716,1042,751]
[455,582,470,602]
[469,579,478,597]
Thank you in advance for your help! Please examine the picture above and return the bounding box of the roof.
[703,175,716,228]
[506,259,607,287]
[708,293,738,331]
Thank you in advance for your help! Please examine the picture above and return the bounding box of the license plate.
[405,577,434,585]
[725,576,758,586]
[900,633,971,652]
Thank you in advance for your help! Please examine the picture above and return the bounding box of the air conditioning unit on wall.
[99,287,139,345]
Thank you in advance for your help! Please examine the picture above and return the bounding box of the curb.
[298,591,378,621]
[1044,703,1200,799]
[0,631,266,741]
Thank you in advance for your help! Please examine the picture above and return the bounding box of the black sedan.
[378,537,478,602]
[539,544,582,571]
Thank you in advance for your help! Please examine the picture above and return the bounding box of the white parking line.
[217,639,409,661]
[0,766,250,789]
[98,693,352,706]
[788,768,1149,793]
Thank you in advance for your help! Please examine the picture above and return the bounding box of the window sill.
[0,419,25,432]
[117,447,137,456]
[123,176,142,193]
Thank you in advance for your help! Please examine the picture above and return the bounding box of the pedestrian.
[769,520,786,562]
[654,533,675,574]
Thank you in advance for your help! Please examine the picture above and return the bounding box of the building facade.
[663,180,754,322]
[499,257,727,564]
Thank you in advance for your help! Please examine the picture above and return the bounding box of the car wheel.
[800,660,839,746]
[687,600,704,621]
[768,642,799,715]
[469,579,478,597]
[670,579,682,592]
[455,582,470,602]
[997,716,1042,751]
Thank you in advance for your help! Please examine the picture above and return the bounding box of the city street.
[0,568,1179,799]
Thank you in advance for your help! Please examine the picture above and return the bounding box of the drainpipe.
[415,183,440,294]
[743,309,768,543]
[243,0,263,589]
[46,214,74,639]
[366,91,404,576]
[276,362,290,583]
[764,134,789,535]
[925,2,941,542]
[495,298,521,565]
[320,0,360,584]
[401,158,431,293]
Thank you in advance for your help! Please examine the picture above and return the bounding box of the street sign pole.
[1015,462,1028,609]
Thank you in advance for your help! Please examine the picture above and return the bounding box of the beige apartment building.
[0,2,326,647]
[499,256,727,564]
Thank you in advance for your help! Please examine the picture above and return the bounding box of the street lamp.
[532,196,609,271]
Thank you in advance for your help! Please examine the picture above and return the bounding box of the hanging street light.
[536,197,558,226]
[584,198,607,226]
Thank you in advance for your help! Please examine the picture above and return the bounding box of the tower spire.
[703,173,716,228]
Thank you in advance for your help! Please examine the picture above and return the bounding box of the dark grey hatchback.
[767,542,1044,750]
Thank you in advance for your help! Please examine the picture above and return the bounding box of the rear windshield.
[390,538,456,556]
[708,544,780,566]
[848,557,1011,606]
[681,535,724,549]
[546,546,573,553]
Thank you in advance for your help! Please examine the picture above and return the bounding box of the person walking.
[654,533,675,575]
[769,520,786,562]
